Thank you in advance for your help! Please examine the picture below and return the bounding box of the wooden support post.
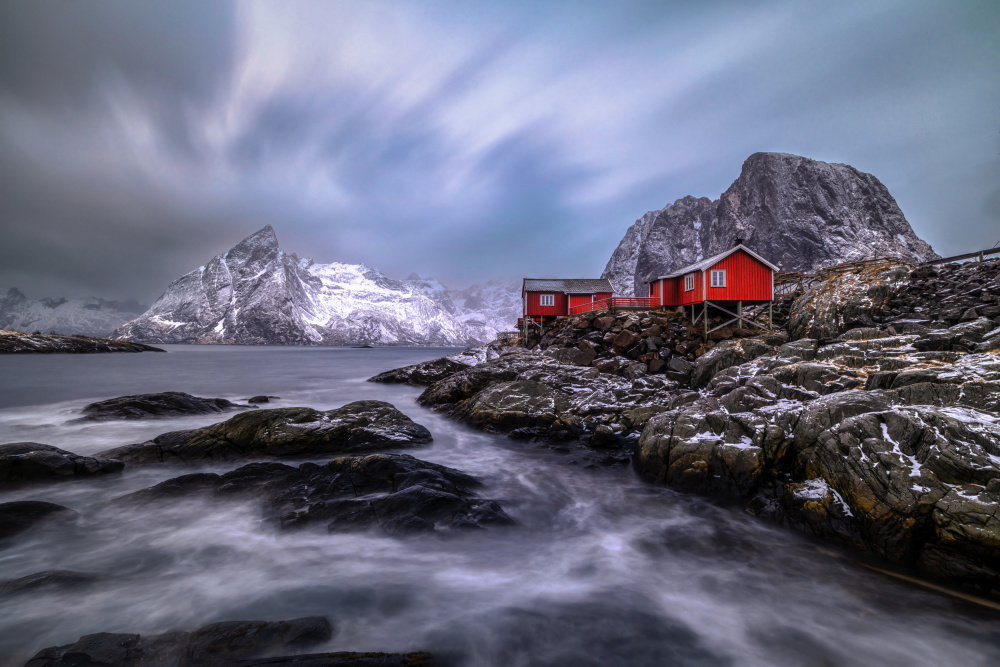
[703,302,708,339]
[737,301,742,329]
[769,302,773,330]
[690,304,694,325]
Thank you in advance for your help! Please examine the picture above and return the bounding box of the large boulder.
[457,380,569,432]
[633,409,768,498]
[690,339,774,388]
[0,501,77,539]
[76,391,247,421]
[121,453,512,535]
[25,617,336,666]
[787,262,910,340]
[97,401,431,466]
[0,443,123,484]
[368,356,471,386]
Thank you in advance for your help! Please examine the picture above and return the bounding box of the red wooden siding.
[678,272,703,306]
[596,291,613,302]
[568,294,595,310]
[525,291,568,317]
[705,250,773,301]
[649,281,661,300]
[662,278,679,307]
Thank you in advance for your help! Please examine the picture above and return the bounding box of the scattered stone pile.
[521,295,796,381]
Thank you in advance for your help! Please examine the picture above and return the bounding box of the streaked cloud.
[0,0,997,299]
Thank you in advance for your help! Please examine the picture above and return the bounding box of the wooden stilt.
[769,302,773,330]
[737,301,742,329]
[703,302,708,339]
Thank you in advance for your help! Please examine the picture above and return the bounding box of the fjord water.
[1,347,999,666]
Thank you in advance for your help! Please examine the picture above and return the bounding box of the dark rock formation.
[121,453,512,535]
[97,401,432,466]
[374,258,1000,588]
[0,329,164,354]
[25,616,339,666]
[0,501,77,539]
[77,392,247,421]
[603,153,937,296]
[369,357,473,386]
[0,443,124,485]
[0,570,99,598]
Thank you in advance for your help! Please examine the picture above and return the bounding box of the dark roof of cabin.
[522,278,613,294]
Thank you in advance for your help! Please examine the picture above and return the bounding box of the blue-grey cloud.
[0,0,997,301]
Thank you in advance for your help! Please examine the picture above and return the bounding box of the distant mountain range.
[12,152,940,346]
[113,226,522,346]
[602,152,938,296]
[0,288,146,338]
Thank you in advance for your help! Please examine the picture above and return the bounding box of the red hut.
[647,243,779,331]
[522,278,614,323]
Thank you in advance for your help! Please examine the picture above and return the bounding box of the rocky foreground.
[0,329,164,354]
[373,258,1000,591]
[26,616,438,666]
[1,396,501,663]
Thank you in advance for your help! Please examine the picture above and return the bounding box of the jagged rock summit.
[114,226,520,346]
[603,153,938,295]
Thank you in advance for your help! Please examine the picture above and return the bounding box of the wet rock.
[0,570,99,597]
[77,391,247,421]
[0,501,77,539]
[633,409,766,498]
[25,617,334,667]
[690,339,773,388]
[458,380,569,432]
[247,395,280,404]
[122,454,511,535]
[97,401,432,466]
[0,442,124,485]
[368,356,471,386]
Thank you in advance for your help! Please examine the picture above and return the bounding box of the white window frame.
[539,294,555,307]
[710,269,726,288]
[684,274,694,292]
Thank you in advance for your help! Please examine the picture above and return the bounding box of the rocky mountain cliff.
[114,226,521,346]
[0,288,146,337]
[603,153,938,296]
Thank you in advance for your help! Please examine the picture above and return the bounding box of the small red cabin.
[647,244,778,308]
[522,278,614,321]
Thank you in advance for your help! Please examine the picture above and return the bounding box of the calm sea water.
[1,345,999,666]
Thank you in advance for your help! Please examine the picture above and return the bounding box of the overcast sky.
[0,0,997,302]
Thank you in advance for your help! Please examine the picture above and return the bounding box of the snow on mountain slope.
[603,153,938,296]
[114,226,521,346]
[0,288,146,337]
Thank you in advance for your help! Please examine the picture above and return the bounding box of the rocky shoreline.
[371,259,1000,593]
[0,329,165,354]
[0,393,487,663]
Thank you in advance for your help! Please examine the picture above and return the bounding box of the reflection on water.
[1,345,999,666]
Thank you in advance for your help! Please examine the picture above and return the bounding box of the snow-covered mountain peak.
[114,228,522,346]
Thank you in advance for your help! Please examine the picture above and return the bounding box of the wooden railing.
[568,297,660,314]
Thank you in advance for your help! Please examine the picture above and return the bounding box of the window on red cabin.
[711,270,726,288]
[684,274,694,292]
[540,294,555,307]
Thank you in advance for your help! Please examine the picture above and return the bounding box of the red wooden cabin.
[647,244,779,330]
[522,278,613,322]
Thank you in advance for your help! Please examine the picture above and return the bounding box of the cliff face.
[603,153,938,295]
